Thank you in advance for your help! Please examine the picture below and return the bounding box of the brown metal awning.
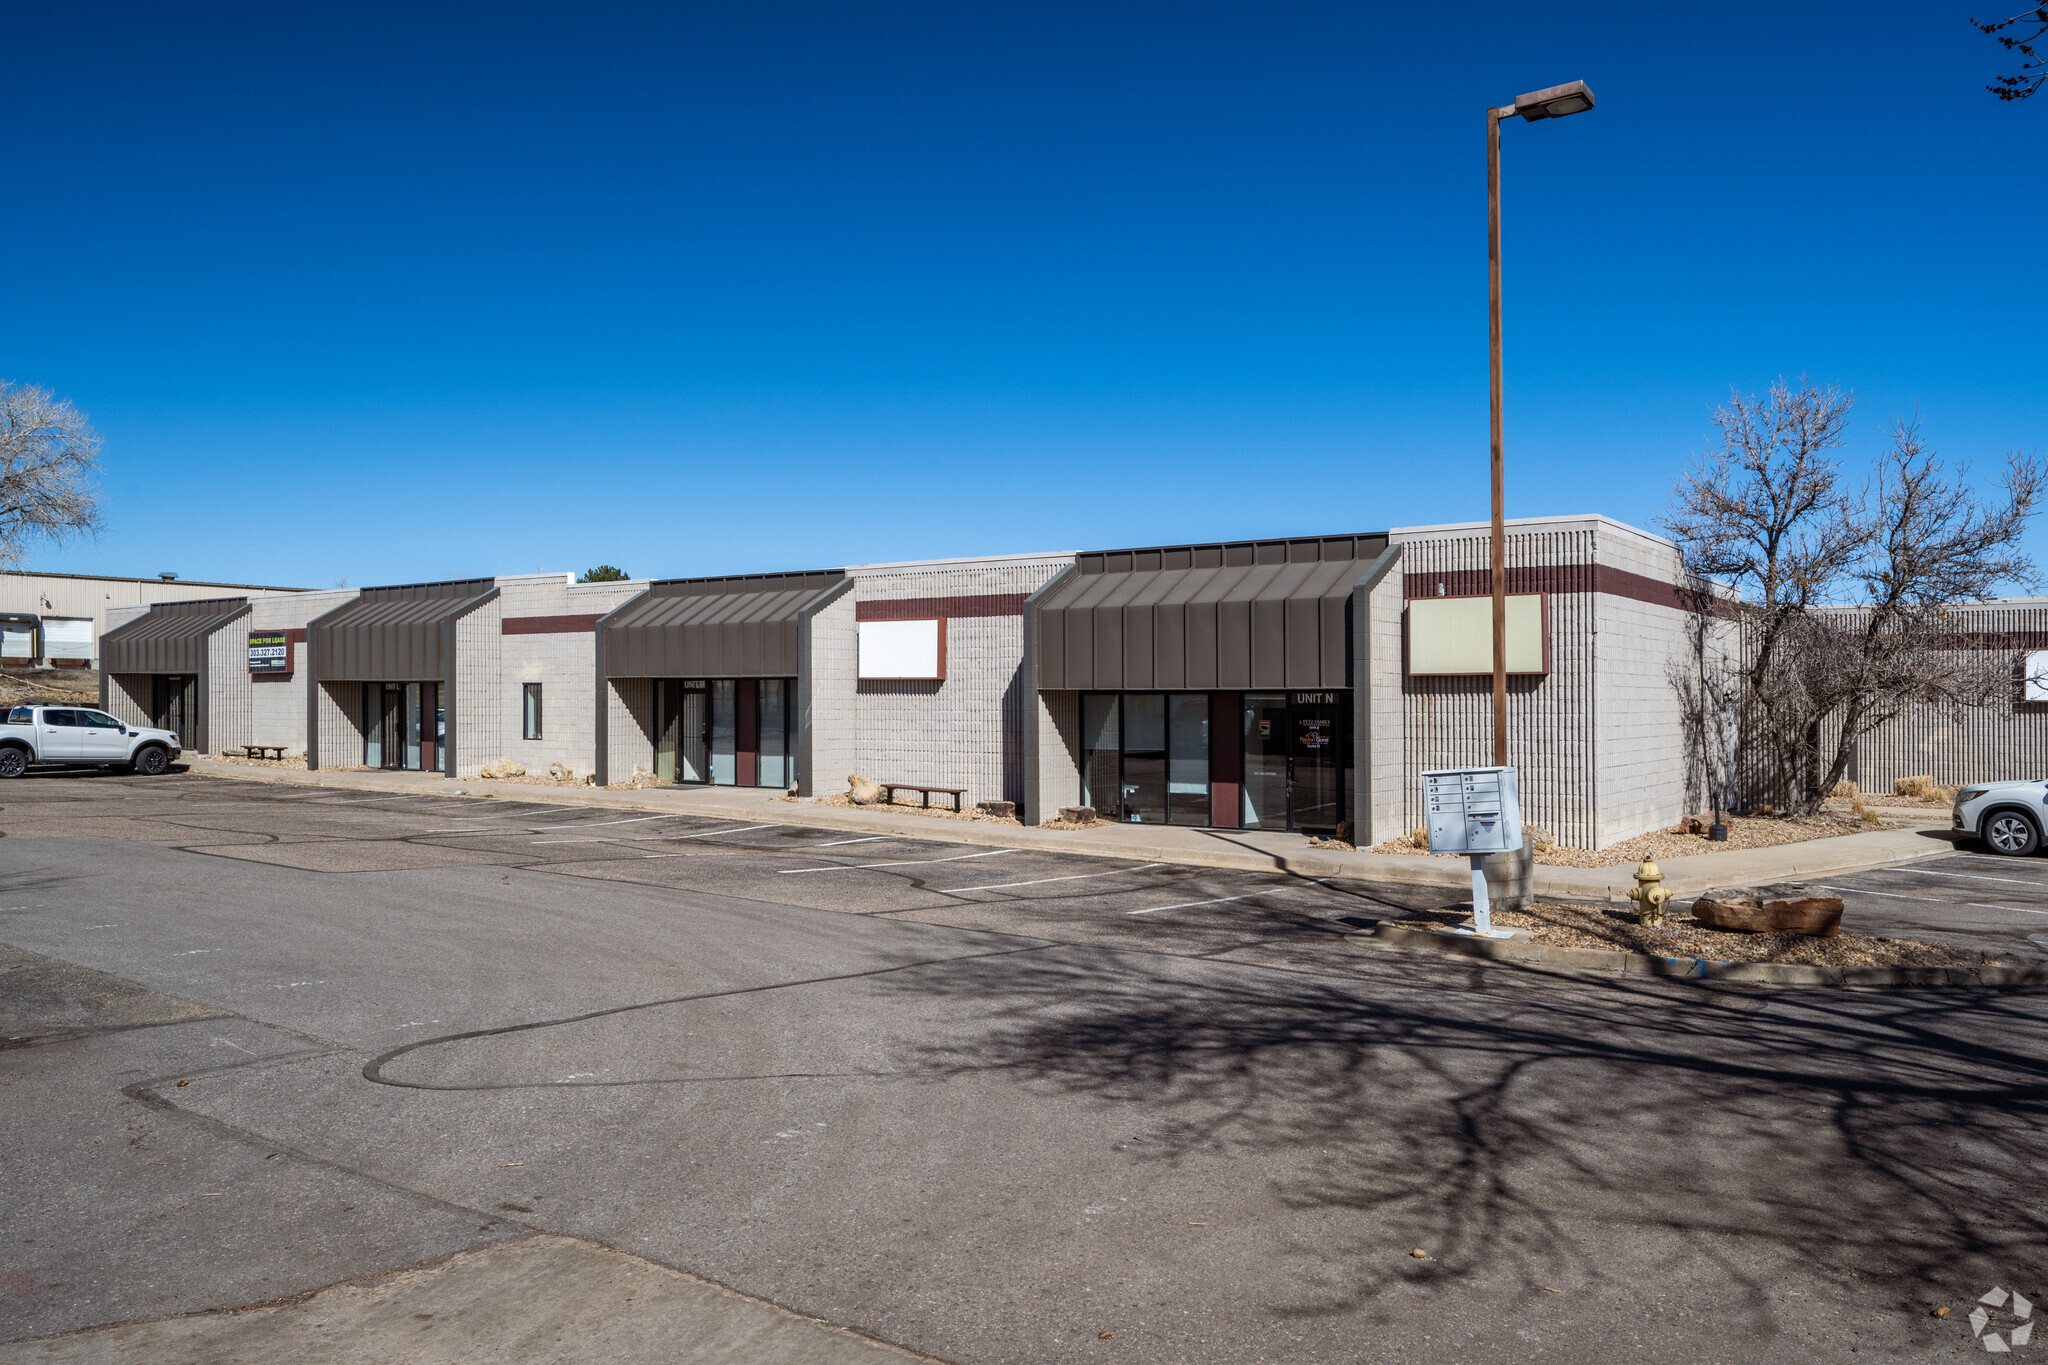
[309,579,495,681]
[100,598,249,675]
[1032,534,1389,691]
[601,570,844,678]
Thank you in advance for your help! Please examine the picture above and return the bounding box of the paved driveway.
[4,773,2047,1362]
[1814,845,2048,960]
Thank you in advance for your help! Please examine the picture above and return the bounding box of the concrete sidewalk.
[179,758,1961,902]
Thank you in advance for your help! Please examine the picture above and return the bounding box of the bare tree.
[0,381,103,566]
[1975,5,2048,99]
[1663,377,2044,814]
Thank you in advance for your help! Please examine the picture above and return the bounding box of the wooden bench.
[878,782,967,812]
[242,745,288,761]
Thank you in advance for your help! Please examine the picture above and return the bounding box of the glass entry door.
[1080,693,1210,825]
[654,679,709,783]
[362,682,441,771]
[151,675,197,748]
[1241,692,1348,833]
[653,679,792,787]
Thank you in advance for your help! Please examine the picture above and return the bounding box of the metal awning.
[100,598,249,675]
[601,570,843,678]
[1031,535,1389,691]
[309,580,495,681]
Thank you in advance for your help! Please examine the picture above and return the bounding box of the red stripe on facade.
[856,594,1028,621]
[501,614,604,635]
[1402,564,1717,614]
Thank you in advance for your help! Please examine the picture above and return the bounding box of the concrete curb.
[178,760,1966,897]
[1371,922,2048,989]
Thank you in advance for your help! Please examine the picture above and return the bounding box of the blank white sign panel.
[2027,650,2048,703]
[859,619,944,680]
[1406,594,1546,675]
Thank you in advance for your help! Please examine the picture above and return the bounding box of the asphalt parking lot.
[5,772,2048,1363]
[1819,847,2048,960]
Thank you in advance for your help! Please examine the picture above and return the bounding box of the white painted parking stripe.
[1127,891,1267,915]
[1821,885,2048,914]
[937,863,1169,894]
[811,836,892,848]
[530,812,698,830]
[778,849,1018,874]
[1896,866,2046,889]
[530,822,781,846]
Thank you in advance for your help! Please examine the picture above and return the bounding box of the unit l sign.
[1422,766,1523,855]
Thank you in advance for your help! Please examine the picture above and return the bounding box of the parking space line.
[779,849,1018,875]
[529,812,699,830]
[812,836,892,848]
[1821,885,2048,914]
[530,822,781,846]
[1127,891,1268,915]
[936,863,1169,894]
[1896,867,2046,888]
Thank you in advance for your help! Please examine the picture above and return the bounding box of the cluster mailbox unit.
[1423,765,1524,937]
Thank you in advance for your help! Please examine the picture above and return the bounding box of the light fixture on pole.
[1487,78,1594,767]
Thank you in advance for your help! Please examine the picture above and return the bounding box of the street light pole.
[1487,103,1509,767]
[1485,80,1595,769]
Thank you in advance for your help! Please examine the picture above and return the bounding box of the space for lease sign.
[248,631,290,673]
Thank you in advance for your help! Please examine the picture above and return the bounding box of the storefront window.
[758,679,789,789]
[709,679,737,785]
[1082,693,1210,825]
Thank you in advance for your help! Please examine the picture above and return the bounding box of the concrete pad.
[0,1235,935,1364]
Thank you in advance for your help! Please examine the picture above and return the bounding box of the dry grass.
[1367,812,1896,869]
[1387,901,2015,968]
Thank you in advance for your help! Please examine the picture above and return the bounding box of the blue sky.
[3,2,2041,588]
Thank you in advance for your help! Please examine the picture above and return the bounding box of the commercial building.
[75,513,2048,849]
[304,574,648,778]
[0,570,302,671]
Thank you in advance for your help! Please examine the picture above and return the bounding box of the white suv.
[1954,780,2048,857]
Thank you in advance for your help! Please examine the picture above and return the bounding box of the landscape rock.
[1690,883,1844,936]
[479,759,526,780]
[847,774,883,805]
[548,762,574,782]
[976,800,1016,818]
[1058,806,1098,825]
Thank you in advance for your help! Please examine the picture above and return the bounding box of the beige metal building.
[0,570,303,669]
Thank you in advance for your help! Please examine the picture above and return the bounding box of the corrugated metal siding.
[99,598,248,675]
[309,579,494,682]
[1035,535,1387,692]
[1400,529,1600,849]
[1834,603,2048,793]
[602,571,843,678]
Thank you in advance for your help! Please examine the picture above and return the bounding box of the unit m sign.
[858,619,946,681]
[248,631,290,673]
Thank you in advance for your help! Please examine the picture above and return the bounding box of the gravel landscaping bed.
[1385,901,2017,968]
[209,752,309,770]
[802,791,1022,825]
[1367,812,1896,868]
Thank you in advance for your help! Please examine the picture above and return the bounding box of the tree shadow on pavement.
[875,944,2048,1329]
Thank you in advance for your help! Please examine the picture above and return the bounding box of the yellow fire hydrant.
[1628,859,1672,927]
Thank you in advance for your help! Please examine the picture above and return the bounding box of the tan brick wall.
[453,595,503,779]
[803,587,857,796]
[1360,551,1407,846]
[849,555,1069,809]
[204,617,253,753]
[104,674,149,728]
[606,677,654,780]
[1028,688,1082,821]
[314,680,362,767]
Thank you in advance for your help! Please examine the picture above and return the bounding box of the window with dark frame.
[523,683,543,740]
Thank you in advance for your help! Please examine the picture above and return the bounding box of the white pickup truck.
[0,705,181,778]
